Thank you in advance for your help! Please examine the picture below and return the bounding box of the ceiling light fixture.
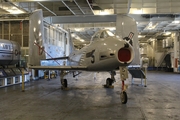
[71,34,75,37]
[164,32,171,35]
[105,27,115,31]
[80,39,85,42]
[130,8,143,14]
[138,35,145,38]
[74,28,84,32]
[172,21,180,24]
[94,9,113,15]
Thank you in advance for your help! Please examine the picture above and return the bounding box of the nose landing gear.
[119,67,128,104]
[120,80,128,104]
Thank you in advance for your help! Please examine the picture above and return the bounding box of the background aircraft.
[0,39,20,67]
[28,10,139,104]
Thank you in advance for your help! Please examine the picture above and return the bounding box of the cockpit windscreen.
[91,30,114,41]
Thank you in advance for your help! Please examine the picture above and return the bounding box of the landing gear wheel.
[120,91,127,104]
[106,78,113,86]
[61,79,69,90]
[63,79,68,88]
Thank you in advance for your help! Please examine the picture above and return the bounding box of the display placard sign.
[4,69,15,76]
[12,68,22,75]
[0,69,7,77]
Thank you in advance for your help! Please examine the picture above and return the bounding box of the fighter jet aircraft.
[28,10,139,104]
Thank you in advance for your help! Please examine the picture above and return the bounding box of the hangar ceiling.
[0,0,180,46]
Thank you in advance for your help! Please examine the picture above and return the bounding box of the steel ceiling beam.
[74,0,85,14]
[9,0,70,2]
[51,15,116,24]
[86,0,94,14]
[51,14,159,24]
[37,2,57,16]
[127,0,132,14]
[61,1,76,15]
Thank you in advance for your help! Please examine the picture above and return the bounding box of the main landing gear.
[104,71,116,88]
[104,67,129,104]
[60,70,69,90]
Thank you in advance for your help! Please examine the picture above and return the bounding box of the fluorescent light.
[80,39,85,42]
[3,6,25,14]
[136,9,143,14]
[138,35,145,38]
[71,34,75,37]
[164,32,171,35]
[130,8,143,14]
[99,11,109,15]
[94,9,114,15]
[105,27,115,31]
[172,21,180,24]
[74,28,83,31]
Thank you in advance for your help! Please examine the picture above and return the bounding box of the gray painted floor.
[0,71,180,120]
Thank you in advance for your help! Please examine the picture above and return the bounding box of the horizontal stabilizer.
[42,56,69,60]
[29,65,87,70]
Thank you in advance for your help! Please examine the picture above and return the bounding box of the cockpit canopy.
[91,29,114,41]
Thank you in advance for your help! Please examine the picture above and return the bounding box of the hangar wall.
[0,19,68,68]
[0,20,29,47]
[141,32,180,72]
[0,20,29,67]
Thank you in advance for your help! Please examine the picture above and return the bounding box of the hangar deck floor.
[0,71,180,120]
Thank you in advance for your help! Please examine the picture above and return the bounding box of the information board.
[12,68,22,75]
[0,69,7,77]
[4,69,15,76]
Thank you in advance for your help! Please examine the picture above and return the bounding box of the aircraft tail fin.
[116,15,140,65]
[28,9,45,66]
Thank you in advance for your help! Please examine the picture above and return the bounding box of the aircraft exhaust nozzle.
[116,45,134,65]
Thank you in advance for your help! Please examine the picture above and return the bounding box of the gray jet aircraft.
[28,10,139,104]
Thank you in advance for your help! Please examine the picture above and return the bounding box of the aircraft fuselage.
[68,36,134,71]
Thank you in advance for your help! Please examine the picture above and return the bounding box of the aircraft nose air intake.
[118,48,131,63]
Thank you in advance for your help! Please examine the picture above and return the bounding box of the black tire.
[63,79,68,88]
[120,91,128,104]
[106,78,112,86]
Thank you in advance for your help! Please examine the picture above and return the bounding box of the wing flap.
[29,65,87,70]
